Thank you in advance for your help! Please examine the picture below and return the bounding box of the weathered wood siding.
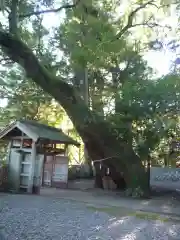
[8,148,21,191]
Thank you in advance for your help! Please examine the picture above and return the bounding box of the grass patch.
[86,205,180,223]
[87,205,132,217]
[131,212,169,222]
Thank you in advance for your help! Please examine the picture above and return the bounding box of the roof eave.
[0,121,39,141]
[0,122,17,139]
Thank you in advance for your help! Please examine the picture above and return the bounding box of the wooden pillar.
[33,154,44,194]
[6,140,12,189]
[64,144,68,156]
[41,154,46,186]
[6,141,12,165]
[38,155,44,189]
[51,155,55,186]
[28,141,36,193]
[40,155,45,187]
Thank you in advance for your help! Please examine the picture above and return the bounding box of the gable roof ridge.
[19,119,63,132]
[0,120,17,139]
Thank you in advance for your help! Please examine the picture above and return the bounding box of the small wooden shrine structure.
[0,120,79,194]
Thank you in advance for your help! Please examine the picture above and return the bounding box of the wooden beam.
[11,136,31,140]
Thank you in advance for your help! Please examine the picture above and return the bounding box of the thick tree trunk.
[0,32,150,197]
[125,163,150,197]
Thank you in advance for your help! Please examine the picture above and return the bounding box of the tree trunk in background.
[73,67,93,177]
[111,65,119,113]
[146,155,151,196]
[91,71,104,117]
[90,71,105,186]
[83,67,93,177]
[0,32,149,197]
[164,154,169,166]
[110,65,134,187]
[72,0,94,178]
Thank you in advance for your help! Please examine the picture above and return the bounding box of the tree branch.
[8,0,19,35]
[19,0,81,19]
[0,30,55,90]
[115,0,158,40]
[130,21,171,30]
[0,29,83,116]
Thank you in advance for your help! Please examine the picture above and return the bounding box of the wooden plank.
[34,154,44,189]
[27,141,36,193]
[20,173,29,177]
[8,149,21,192]
[20,185,28,189]
[15,148,32,153]
[6,140,12,164]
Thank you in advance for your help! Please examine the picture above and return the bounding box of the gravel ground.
[0,194,180,240]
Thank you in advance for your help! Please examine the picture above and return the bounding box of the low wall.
[150,167,180,190]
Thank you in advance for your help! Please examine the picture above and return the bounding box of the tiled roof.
[0,120,80,146]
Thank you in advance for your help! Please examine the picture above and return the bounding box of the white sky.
[144,50,174,77]
[41,9,178,78]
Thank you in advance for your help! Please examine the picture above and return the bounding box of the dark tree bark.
[90,71,105,187]
[90,71,104,117]
[0,31,149,197]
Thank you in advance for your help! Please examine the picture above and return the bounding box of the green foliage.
[108,74,180,161]
[56,4,126,69]
[125,186,144,198]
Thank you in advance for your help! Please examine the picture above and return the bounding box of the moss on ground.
[86,205,180,223]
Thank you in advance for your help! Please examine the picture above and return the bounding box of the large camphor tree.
[0,0,178,196]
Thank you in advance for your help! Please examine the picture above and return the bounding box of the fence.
[150,167,180,191]
[1,164,180,192]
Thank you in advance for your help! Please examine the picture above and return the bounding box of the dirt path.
[40,188,180,218]
[0,193,180,239]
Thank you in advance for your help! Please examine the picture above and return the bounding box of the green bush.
[125,186,144,198]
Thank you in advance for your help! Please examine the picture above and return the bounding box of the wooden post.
[41,154,46,186]
[6,140,12,165]
[34,154,44,194]
[39,155,44,187]
[51,155,55,186]
[28,141,36,193]
[64,144,68,156]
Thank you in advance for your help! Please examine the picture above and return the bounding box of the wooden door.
[43,170,51,186]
